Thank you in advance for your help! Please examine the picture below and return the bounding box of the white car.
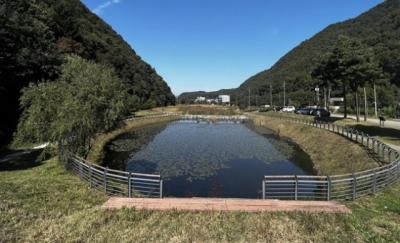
[282,106,296,112]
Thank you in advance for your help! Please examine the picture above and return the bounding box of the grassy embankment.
[249,113,380,175]
[135,104,241,116]
[175,104,241,115]
[1,154,400,242]
[266,111,400,146]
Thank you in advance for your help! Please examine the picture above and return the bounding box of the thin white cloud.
[93,0,122,15]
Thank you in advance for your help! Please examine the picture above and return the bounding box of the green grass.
[1,156,400,242]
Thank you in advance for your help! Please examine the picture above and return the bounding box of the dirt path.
[102,197,351,213]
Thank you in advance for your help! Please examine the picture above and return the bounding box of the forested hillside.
[0,0,175,146]
[179,0,400,109]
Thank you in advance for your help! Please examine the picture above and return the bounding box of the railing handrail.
[258,112,400,201]
[62,113,252,198]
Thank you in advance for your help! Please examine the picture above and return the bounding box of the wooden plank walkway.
[102,197,351,213]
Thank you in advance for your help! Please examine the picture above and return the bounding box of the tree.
[14,55,135,157]
[340,37,380,122]
[0,0,175,146]
[312,36,380,121]
[0,0,61,145]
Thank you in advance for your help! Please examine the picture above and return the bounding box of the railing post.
[352,173,357,200]
[128,172,132,198]
[373,170,377,194]
[262,180,266,199]
[373,140,376,153]
[294,175,298,200]
[327,176,331,201]
[398,161,400,179]
[389,150,393,163]
[79,161,83,178]
[89,165,92,188]
[379,143,382,158]
[160,179,163,198]
[104,168,108,193]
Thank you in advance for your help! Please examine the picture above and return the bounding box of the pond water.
[104,120,314,198]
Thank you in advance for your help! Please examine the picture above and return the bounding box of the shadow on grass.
[350,124,400,143]
[315,117,346,123]
[0,149,44,171]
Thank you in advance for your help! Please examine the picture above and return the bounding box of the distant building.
[218,95,230,105]
[194,96,206,103]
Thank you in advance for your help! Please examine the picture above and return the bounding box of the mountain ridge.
[179,0,400,107]
[0,0,175,145]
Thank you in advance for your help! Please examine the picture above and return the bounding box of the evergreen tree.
[312,36,381,120]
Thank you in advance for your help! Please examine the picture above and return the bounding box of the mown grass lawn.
[1,153,400,242]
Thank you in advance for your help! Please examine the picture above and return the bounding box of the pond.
[104,120,315,198]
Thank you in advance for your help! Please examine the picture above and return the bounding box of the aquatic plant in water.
[127,121,290,180]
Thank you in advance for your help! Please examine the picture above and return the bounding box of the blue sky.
[81,0,383,95]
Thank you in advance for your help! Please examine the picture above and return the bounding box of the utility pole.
[248,88,251,108]
[270,83,273,107]
[283,80,286,107]
[374,83,378,117]
[278,93,281,106]
[364,87,368,122]
[235,94,238,107]
[256,95,258,107]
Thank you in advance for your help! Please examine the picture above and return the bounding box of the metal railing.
[181,114,248,122]
[60,113,179,198]
[61,113,255,198]
[260,114,400,201]
[62,151,163,198]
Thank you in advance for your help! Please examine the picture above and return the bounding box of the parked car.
[295,108,312,115]
[281,106,296,112]
[311,108,331,118]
